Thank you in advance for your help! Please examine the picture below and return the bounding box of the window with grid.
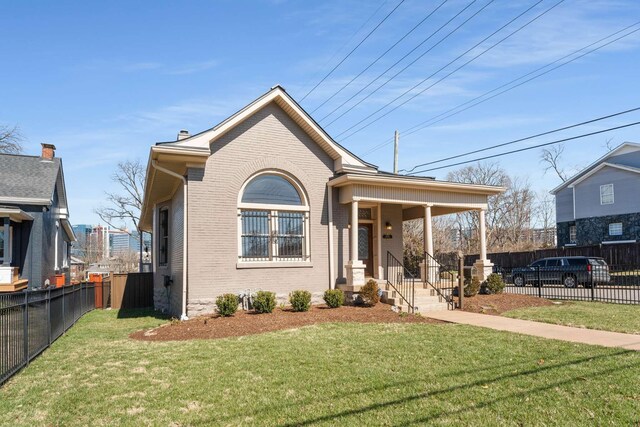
[609,223,622,236]
[569,225,576,244]
[239,173,309,262]
[600,184,614,205]
[158,209,169,265]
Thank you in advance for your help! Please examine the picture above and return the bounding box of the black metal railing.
[385,251,415,313]
[1,282,96,386]
[496,264,640,304]
[423,252,457,310]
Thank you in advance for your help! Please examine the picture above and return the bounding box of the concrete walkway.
[427,310,640,351]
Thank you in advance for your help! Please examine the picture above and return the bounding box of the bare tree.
[446,162,536,254]
[95,160,147,269]
[533,193,556,248]
[540,144,567,182]
[0,125,23,154]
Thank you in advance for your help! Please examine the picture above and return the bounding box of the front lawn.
[503,301,640,334]
[1,308,639,426]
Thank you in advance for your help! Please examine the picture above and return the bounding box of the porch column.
[2,217,9,267]
[479,209,487,261]
[420,205,436,284]
[473,209,493,282]
[346,199,365,287]
[350,200,358,262]
[424,205,433,256]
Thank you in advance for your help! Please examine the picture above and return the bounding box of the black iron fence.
[495,265,640,304]
[385,251,415,312]
[1,283,97,386]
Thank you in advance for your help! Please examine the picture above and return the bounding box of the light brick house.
[139,86,503,318]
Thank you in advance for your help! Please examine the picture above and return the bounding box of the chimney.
[41,143,56,160]
[177,130,190,141]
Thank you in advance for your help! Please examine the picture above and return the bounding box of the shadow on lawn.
[277,349,637,426]
[206,348,635,426]
[116,308,170,320]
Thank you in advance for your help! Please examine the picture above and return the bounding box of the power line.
[407,121,640,175]
[310,0,449,114]
[318,0,483,123]
[300,0,405,102]
[402,106,640,173]
[298,0,389,96]
[337,0,563,141]
[361,21,640,156]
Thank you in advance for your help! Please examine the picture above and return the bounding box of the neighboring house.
[551,142,640,246]
[139,86,504,318]
[0,144,75,291]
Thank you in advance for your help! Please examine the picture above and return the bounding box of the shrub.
[484,273,505,294]
[216,293,239,317]
[289,290,312,312]
[253,291,277,313]
[360,279,380,307]
[323,289,344,308]
[464,277,481,297]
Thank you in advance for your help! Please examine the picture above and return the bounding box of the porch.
[0,207,33,291]
[328,173,504,311]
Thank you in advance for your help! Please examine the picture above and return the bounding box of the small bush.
[464,277,481,297]
[253,291,277,313]
[216,293,239,317]
[289,290,312,312]
[360,279,380,307]
[323,289,344,308]
[484,273,505,294]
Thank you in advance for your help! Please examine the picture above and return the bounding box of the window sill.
[236,261,313,269]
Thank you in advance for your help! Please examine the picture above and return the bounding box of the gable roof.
[550,142,640,194]
[0,154,63,205]
[155,85,377,173]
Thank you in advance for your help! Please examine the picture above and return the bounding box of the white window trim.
[609,222,623,236]
[237,171,310,264]
[600,184,614,205]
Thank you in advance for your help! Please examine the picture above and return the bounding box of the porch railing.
[385,251,415,313]
[423,252,457,310]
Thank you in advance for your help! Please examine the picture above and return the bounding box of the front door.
[358,224,374,278]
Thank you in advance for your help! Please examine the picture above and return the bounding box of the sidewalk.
[427,310,640,351]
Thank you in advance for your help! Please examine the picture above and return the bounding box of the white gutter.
[151,160,189,321]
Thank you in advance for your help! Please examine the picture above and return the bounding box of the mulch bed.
[461,293,555,315]
[130,303,442,342]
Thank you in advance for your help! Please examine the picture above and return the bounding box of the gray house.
[139,86,503,319]
[551,142,640,247]
[0,144,75,291]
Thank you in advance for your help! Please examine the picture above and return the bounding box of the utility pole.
[393,130,399,174]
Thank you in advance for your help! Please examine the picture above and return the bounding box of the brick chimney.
[41,143,56,160]
[177,130,190,141]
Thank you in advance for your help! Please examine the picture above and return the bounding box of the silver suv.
[511,256,610,288]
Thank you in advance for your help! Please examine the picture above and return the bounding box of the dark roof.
[0,154,61,203]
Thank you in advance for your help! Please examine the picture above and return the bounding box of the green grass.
[1,309,639,426]
[504,301,640,335]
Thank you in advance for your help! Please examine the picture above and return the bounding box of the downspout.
[327,183,335,289]
[151,160,189,320]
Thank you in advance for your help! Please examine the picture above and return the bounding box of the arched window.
[238,172,310,263]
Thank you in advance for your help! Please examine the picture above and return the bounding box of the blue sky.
[2,0,640,227]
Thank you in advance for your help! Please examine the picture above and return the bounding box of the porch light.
[385,222,392,231]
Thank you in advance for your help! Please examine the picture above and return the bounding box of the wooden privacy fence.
[110,272,154,309]
[460,242,640,268]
